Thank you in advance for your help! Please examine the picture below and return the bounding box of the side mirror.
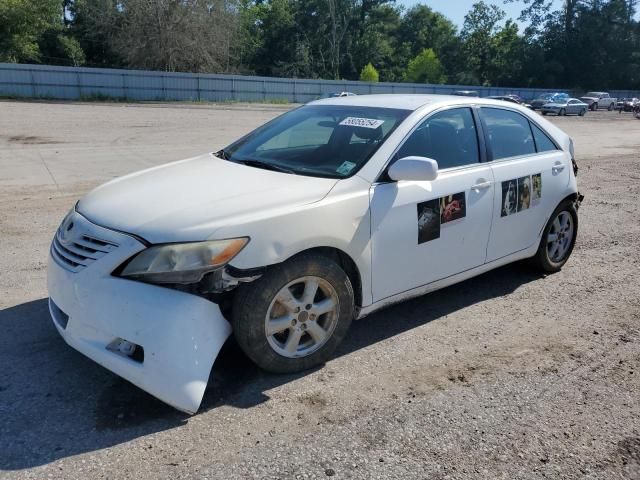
[387,156,439,182]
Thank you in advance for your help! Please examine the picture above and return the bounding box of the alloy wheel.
[265,276,340,358]
[547,211,574,263]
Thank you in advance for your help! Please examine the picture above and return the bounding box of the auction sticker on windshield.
[339,117,385,129]
[336,161,357,175]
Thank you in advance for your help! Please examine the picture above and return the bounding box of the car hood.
[78,153,339,243]
[580,96,597,101]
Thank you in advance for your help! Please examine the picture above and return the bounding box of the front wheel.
[559,108,566,116]
[531,200,578,273]
[608,103,614,111]
[579,108,586,116]
[591,103,598,111]
[232,254,354,373]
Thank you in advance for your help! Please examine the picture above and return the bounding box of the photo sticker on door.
[417,199,440,244]
[517,176,531,212]
[531,173,542,206]
[440,192,466,224]
[501,180,517,217]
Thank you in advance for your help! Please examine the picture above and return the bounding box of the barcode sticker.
[339,117,385,129]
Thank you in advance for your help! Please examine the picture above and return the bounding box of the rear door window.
[480,107,536,160]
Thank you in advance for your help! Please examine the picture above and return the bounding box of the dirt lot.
[0,101,639,480]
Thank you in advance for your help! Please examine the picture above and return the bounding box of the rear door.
[480,107,571,262]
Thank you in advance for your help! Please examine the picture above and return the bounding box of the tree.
[490,20,524,86]
[349,3,402,81]
[69,0,124,68]
[404,48,446,84]
[0,0,62,63]
[74,0,243,73]
[460,1,505,85]
[359,62,379,81]
[248,0,300,76]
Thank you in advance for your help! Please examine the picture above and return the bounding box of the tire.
[579,108,586,116]
[591,102,598,111]
[531,200,578,273]
[232,253,354,373]
[542,111,548,116]
[559,108,566,116]
[608,103,614,111]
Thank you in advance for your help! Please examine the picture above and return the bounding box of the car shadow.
[0,262,542,470]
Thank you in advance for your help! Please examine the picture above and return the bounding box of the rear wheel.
[232,254,354,373]
[531,200,578,273]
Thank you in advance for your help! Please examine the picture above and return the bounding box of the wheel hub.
[547,210,574,263]
[265,276,340,358]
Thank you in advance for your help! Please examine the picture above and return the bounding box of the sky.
[399,0,565,29]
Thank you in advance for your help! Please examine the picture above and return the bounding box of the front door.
[370,107,495,302]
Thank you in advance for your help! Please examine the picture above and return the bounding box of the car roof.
[309,94,529,111]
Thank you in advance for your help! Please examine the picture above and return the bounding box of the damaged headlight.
[118,237,249,284]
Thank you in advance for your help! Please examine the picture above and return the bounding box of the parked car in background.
[530,93,570,110]
[48,95,581,413]
[322,92,357,98]
[579,92,617,111]
[453,90,479,97]
[541,98,589,116]
[488,95,533,109]
[616,98,639,112]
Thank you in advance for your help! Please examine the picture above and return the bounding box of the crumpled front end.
[47,210,232,414]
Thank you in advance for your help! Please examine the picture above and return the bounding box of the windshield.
[222,105,410,178]
[584,92,600,97]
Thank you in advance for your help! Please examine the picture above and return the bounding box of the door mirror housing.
[387,156,439,182]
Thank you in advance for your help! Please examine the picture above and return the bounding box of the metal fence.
[1,63,639,103]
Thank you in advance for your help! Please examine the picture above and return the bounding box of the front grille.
[51,218,118,272]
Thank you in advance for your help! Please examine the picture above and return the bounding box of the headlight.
[118,237,249,284]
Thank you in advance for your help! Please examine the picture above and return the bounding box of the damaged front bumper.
[47,211,233,414]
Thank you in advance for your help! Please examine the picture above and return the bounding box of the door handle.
[471,180,492,190]
[552,162,565,174]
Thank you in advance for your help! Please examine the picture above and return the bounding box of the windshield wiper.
[215,148,231,160]
[236,159,296,174]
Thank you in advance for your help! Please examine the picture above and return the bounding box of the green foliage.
[461,1,506,86]
[404,49,446,84]
[398,5,461,80]
[0,0,61,62]
[359,63,379,82]
[56,35,85,66]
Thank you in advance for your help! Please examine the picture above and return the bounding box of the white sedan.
[48,95,582,413]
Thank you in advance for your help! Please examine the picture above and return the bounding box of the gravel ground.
[0,101,639,480]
